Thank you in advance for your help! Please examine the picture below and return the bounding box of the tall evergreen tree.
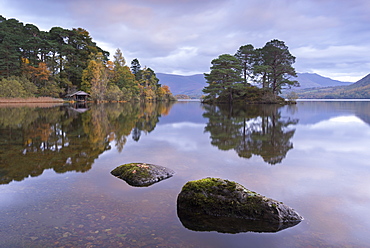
[203,54,243,102]
[130,58,141,81]
[64,28,108,87]
[113,48,126,67]
[47,27,70,76]
[0,17,24,77]
[235,44,255,85]
[257,39,298,94]
[111,49,138,100]
[23,24,43,66]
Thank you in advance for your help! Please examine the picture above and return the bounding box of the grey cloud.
[1,0,370,80]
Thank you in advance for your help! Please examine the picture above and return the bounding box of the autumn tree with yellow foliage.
[80,49,175,102]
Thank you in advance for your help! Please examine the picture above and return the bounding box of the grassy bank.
[0,97,64,103]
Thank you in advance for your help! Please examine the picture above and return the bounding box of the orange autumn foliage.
[22,62,50,85]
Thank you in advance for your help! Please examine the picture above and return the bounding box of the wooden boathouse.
[67,91,90,102]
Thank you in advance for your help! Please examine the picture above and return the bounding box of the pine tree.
[203,54,243,102]
[257,39,298,94]
[111,49,137,100]
[130,58,141,81]
[235,44,255,85]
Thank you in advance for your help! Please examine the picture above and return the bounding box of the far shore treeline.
[0,16,175,102]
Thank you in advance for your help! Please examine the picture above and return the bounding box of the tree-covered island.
[0,16,176,102]
[202,39,299,104]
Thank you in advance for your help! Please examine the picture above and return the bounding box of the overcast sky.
[1,0,370,82]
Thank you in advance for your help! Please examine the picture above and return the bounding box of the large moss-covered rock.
[177,177,303,232]
[111,163,174,187]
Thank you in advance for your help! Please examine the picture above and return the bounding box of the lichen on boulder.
[111,163,174,187]
[177,177,303,233]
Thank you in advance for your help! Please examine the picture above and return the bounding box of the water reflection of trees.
[0,102,174,184]
[203,104,298,165]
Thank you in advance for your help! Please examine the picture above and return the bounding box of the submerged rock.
[177,177,303,233]
[111,163,174,187]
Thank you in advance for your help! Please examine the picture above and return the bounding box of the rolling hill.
[295,73,352,88]
[293,74,370,99]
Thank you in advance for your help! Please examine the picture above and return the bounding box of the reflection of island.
[0,102,174,184]
[203,104,298,165]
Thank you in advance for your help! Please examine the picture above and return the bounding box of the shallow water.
[0,101,370,247]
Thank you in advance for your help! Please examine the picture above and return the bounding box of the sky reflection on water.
[0,101,370,247]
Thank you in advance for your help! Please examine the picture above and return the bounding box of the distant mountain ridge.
[293,73,370,99]
[296,73,352,88]
[156,73,207,97]
[157,72,353,97]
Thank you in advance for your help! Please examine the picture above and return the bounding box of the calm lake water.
[1,100,370,248]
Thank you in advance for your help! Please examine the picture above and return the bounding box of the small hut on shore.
[67,91,90,102]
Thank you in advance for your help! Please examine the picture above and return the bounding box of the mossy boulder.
[177,178,303,232]
[111,163,174,187]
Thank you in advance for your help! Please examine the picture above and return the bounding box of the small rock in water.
[111,163,174,187]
